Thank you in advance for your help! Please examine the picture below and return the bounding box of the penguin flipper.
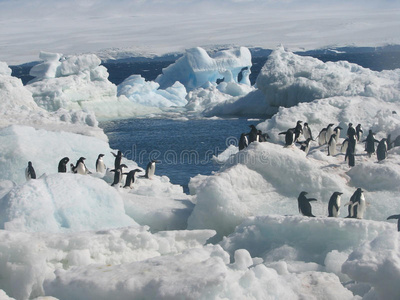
[387,214,400,220]
[308,198,317,202]
[278,131,287,135]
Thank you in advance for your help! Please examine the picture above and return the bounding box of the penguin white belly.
[326,128,333,143]
[318,132,326,145]
[25,168,30,180]
[333,196,341,217]
[77,163,86,175]
[304,130,310,140]
[328,141,337,156]
[97,160,106,173]
[148,166,155,179]
[341,140,348,153]
[357,194,366,219]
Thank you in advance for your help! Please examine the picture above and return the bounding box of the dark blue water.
[99,118,257,193]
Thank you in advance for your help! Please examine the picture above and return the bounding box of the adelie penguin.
[25,161,36,181]
[239,133,248,151]
[75,157,91,175]
[141,160,161,179]
[328,192,343,217]
[111,164,128,187]
[279,128,295,147]
[293,120,303,142]
[111,150,123,169]
[345,188,366,219]
[376,138,388,162]
[58,157,69,173]
[387,214,400,231]
[356,124,363,142]
[248,125,259,144]
[327,134,337,156]
[325,124,335,144]
[297,191,317,217]
[318,127,328,146]
[347,123,356,138]
[303,122,313,141]
[123,169,142,188]
[96,154,106,173]
[333,126,342,144]
[297,138,312,155]
[363,130,379,158]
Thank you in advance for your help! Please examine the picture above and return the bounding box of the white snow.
[2,37,400,299]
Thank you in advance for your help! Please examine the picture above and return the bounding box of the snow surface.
[2,44,400,299]
[1,0,400,65]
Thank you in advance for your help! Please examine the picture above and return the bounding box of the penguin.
[363,130,379,158]
[279,129,295,147]
[328,192,343,217]
[376,138,388,161]
[345,147,355,167]
[387,134,394,150]
[325,124,335,143]
[111,164,128,186]
[293,120,303,142]
[239,133,248,151]
[70,163,77,173]
[58,157,69,173]
[297,191,317,217]
[303,122,313,141]
[75,157,90,175]
[341,138,349,154]
[111,150,123,169]
[25,161,36,180]
[333,126,342,144]
[387,214,400,231]
[248,125,259,144]
[345,188,366,219]
[123,169,142,188]
[318,127,328,146]
[347,123,356,138]
[393,135,400,148]
[356,124,363,142]
[142,160,160,179]
[96,154,106,173]
[297,138,312,155]
[257,130,269,142]
[327,134,337,156]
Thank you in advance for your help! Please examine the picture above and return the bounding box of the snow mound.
[342,230,400,299]
[0,125,126,184]
[0,227,215,299]
[118,75,187,107]
[156,47,252,91]
[0,173,137,232]
[256,45,400,108]
[45,244,355,300]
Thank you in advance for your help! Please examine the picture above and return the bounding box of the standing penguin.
[377,138,388,161]
[318,127,328,146]
[303,122,313,141]
[327,134,337,156]
[111,164,128,186]
[297,138,312,155]
[279,129,295,147]
[123,169,142,188]
[387,214,400,231]
[297,191,317,217]
[345,188,366,219]
[325,124,335,144]
[356,124,363,142]
[142,160,160,179]
[333,126,342,144]
[111,150,123,169]
[293,121,303,142]
[248,125,259,144]
[328,192,343,217]
[25,161,36,180]
[363,130,379,158]
[239,133,248,151]
[75,157,90,175]
[257,130,269,142]
[96,154,106,173]
[347,123,356,138]
[58,157,69,173]
[345,145,355,167]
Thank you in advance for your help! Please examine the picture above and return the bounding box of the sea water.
[100,118,258,193]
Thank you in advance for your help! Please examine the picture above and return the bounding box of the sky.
[0,0,400,65]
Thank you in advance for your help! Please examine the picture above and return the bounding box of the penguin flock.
[239,122,400,230]
[298,188,367,219]
[24,152,160,189]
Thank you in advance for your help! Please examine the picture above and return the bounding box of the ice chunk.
[156,47,252,91]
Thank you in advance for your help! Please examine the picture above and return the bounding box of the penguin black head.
[120,164,128,169]
[348,123,353,127]
[328,123,334,127]
[334,126,342,130]
[249,125,257,130]
[62,157,69,162]
[151,160,161,163]
[79,157,86,161]
[333,192,343,196]
[304,122,308,126]
[98,154,105,158]
[297,120,302,124]
[299,191,308,196]
[28,161,32,166]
